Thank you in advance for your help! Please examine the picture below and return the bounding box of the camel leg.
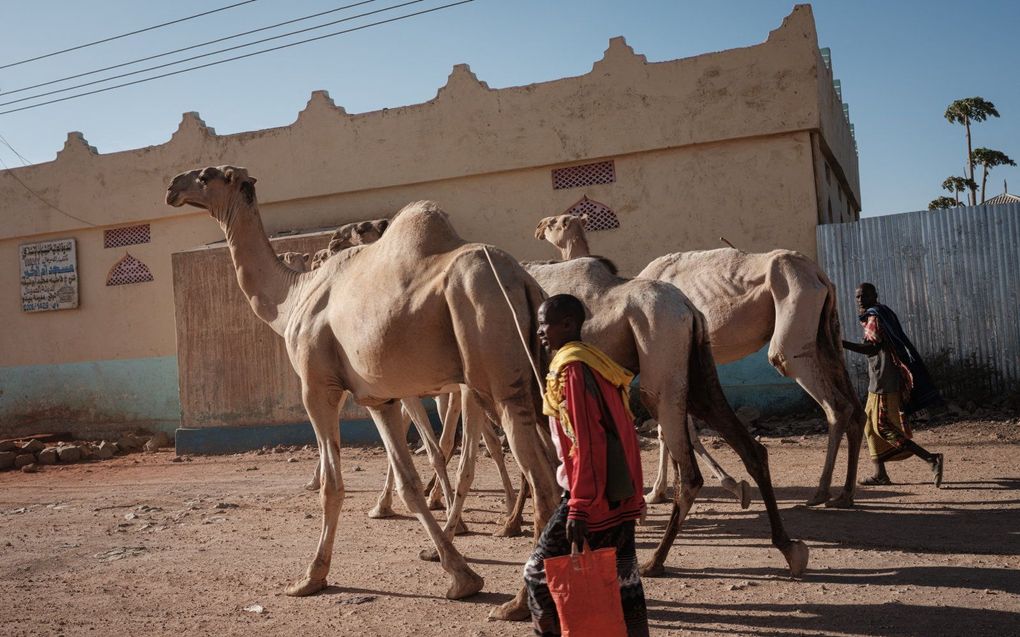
[368,406,413,519]
[369,401,483,600]
[495,472,529,539]
[285,385,345,597]
[481,398,559,622]
[644,430,671,505]
[695,397,809,577]
[784,357,861,508]
[304,392,348,492]
[403,398,457,524]
[640,398,703,578]
[689,419,752,509]
[482,418,520,524]
[427,391,463,510]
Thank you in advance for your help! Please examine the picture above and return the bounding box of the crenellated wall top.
[0,4,843,240]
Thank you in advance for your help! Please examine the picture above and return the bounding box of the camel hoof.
[487,597,531,622]
[738,480,753,509]
[639,560,665,578]
[492,518,523,538]
[454,520,470,536]
[446,570,484,600]
[824,493,854,509]
[644,491,668,505]
[427,495,445,511]
[303,480,320,492]
[804,492,830,507]
[781,540,810,578]
[284,577,328,597]
[419,548,440,563]
[367,504,396,519]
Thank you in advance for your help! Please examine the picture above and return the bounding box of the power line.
[0,0,477,117]
[0,155,97,227]
[0,1,259,70]
[1,1,382,98]
[1,0,417,108]
[0,133,32,165]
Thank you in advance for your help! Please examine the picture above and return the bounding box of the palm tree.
[928,196,959,211]
[945,97,1000,205]
[941,176,977,205]
[971,147,1016,203]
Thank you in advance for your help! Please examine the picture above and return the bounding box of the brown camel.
[537,213,866,508]
[166,166,559,617]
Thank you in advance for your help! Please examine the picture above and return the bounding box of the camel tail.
[818,273,865,418]
[685,306,736,423]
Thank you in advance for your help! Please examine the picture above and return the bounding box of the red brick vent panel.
[566,196,620,232]
[552,160,616,190]
[107,254,154,286]
[104,224,150,249]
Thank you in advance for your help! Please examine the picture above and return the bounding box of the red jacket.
[550,361,645,531]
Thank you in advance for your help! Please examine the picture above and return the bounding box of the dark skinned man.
[523,294,649,637]
[843,283,944,487]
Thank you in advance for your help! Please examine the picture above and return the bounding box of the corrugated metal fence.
[817,203,1020,397]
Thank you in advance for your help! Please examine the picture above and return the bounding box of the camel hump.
[384,200,464,254]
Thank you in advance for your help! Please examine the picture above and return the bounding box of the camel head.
[534,213,588,248]
[278,251,311,273]
[165,165,259,224]
[327,218,390,253]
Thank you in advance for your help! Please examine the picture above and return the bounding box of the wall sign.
[20,238,79,312]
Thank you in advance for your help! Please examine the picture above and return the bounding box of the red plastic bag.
[545,545,626,637]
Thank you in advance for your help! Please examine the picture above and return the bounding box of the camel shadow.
[631,482,1018,557]
[645,600,1018,636]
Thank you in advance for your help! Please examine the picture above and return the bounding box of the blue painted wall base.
[175,410,443,455]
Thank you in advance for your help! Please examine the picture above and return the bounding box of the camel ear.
[534,218,551,240]
[301,253,309,263]
[224,167,254,185]
[576,214,589,229]
[378,218,389,232]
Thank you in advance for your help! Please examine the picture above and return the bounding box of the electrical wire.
[0,1,258,70]
[0,1,382,97]
[0,0,477,116]
[0,154,97,226]
[0,133,32,165]
[0,0,422,108]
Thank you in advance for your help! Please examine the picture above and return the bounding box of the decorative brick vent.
[552,161,616,190]
[107,254,154,286]
[104,224,150,248]
[565,196,620,232]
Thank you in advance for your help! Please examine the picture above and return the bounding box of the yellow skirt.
[864,392,913,461]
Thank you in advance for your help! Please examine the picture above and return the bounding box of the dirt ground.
[1,418,1018,637]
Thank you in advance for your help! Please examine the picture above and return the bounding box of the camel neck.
[561,236,591,260]
[221,200,302,335]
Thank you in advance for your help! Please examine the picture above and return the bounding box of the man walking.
[843,282,944,487]
[524,294,649,637]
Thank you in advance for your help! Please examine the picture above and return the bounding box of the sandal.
[859,475,892,486]
[931,454,944,488]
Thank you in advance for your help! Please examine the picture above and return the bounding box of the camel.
[302,223,521,533]
[308,220,808,579]
[166,166,560,616]
[536,213,866,508]
[525,257,808,577]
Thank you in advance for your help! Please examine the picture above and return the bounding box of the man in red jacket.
[524,294,649,637]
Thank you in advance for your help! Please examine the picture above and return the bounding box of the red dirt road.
[1,419,1018,636]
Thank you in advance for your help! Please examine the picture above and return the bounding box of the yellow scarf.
[542,341,635,446]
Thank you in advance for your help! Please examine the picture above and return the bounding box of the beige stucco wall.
[0,4,859,435]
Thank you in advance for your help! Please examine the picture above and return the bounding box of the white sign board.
[20,238,79,312]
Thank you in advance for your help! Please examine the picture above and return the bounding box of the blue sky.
[2,0,1018,216]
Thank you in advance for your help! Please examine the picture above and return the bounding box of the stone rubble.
[0,430,178,473]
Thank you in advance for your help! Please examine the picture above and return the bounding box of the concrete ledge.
[175,410,442,455]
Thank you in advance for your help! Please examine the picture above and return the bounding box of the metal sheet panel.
[817,203,1020,396]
